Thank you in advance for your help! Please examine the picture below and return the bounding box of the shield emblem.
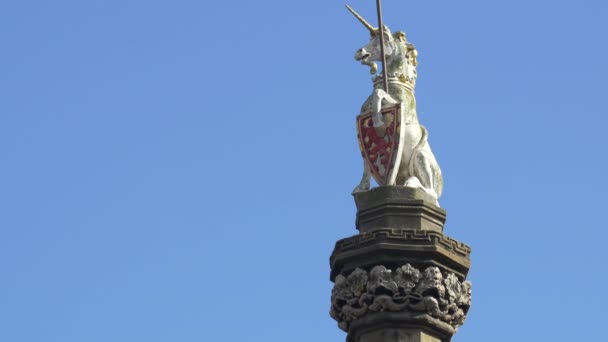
[356,104,404,185]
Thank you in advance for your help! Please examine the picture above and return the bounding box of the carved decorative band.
[333,229,471,259]
[330,264,471,332]
[373,76,415,92]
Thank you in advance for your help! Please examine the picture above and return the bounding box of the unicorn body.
[347,6,443,204]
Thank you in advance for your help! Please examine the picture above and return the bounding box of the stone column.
[329,186,471,342]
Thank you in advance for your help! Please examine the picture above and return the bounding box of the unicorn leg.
[352,160,372,194]
[409,153,440,205]
[371,89,398,127]
[371,89,398,110]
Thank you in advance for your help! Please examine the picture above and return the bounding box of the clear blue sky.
[1,1,607,341]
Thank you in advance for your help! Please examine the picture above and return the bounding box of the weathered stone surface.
[354,187,446,233]
[330,229,471,281]
[330,264,471,335]
[354,186,438,208]
[355,327,441,342]
[348,312,454,342]
[331,182,471,341]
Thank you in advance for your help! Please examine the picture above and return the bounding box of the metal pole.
[375,0,389,92]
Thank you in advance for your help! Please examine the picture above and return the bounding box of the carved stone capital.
[330,264,471,334]
[330,229,471,281]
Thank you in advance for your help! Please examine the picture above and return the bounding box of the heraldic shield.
[356,104,405,186]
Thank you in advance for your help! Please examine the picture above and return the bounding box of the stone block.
[357,329,440,342]
[354,186,446,233]
[347,312,454,342]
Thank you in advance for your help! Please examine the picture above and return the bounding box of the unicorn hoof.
[352,182,370,195]
[404,176,422,188]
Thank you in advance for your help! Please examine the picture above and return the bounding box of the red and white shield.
[356,104,404,185]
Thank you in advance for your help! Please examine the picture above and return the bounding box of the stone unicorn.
[347,5,443,204]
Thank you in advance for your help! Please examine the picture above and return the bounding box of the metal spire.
[375,0,389,92]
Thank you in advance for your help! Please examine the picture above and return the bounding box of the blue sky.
[1,0,607,341]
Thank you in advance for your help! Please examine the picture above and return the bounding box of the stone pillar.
[329,186,471,342]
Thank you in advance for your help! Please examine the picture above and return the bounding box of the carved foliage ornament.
[330,265,471,332]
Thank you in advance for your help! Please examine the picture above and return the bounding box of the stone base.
[354,187,446,233]
[330,185,472,342]
[334,186,470,281]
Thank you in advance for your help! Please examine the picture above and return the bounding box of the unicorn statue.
[347,5,443,206]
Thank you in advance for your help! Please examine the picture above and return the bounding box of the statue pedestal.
[329,186,471,342]
[354,186,446,233]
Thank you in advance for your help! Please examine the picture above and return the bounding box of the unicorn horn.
[345,4,377,35]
